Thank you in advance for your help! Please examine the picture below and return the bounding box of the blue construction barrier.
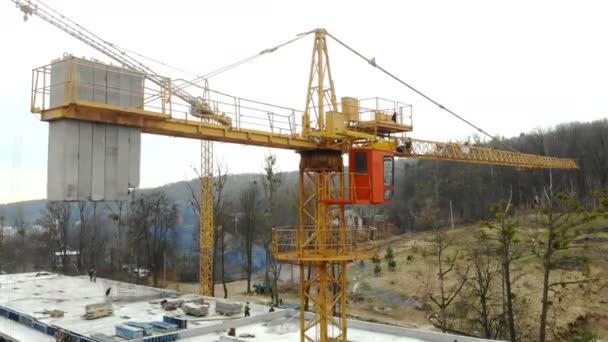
[33,321,47,334]
[0,305,59,339]
[7,311,19,321]
[163,315,187,329]
[0,304,183,341]
[143,333,178,342]
[46,325,56,336]
[18,315,34,327]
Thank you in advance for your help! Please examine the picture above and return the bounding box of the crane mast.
[200,138,214,295]
[14,2,580,341]
[200,82,215,296]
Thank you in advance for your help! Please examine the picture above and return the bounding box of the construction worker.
[244,302,250,317]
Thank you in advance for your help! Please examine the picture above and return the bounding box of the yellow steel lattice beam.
[396,138,579,170]
[199,138,214,296]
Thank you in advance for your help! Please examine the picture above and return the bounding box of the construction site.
[0,272,495,342]
[1,1,608,342]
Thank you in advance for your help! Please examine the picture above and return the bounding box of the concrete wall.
[347,317,503,342]
[49,56,144,109]
[177,310,289,339]
[47,120,140,202]
[175,309,503,342]
[301,310,504,342]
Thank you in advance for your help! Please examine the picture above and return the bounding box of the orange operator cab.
[349,148,394,205]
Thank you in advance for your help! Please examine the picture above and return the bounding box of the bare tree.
[37,202,71,272]
[184,175,203,288]
[429,232,469,332]
[421,199,440,230]
[87,202,101,268]
[469,230,503,339]
[585,123,608,191]
[219,224,228,298]
[240,181,260,294]
[17,222,26,272]
[128,191,179,287]
[76,202,91,271]
[214,162,230,298]
[482,198,518,341]
[262,153,282,304]
[107,201,126,270]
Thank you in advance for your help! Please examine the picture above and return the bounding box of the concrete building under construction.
[0,272,497,342]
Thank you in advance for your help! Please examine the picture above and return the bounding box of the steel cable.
[326,32,519,152]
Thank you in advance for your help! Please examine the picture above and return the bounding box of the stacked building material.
[90,333,116,342]
[43,309,64,318]
[182,302,210,317]
[150,321,178,333]
[215,301,243,316]
[84,302,113,320]
[160,298,184,311]
[125,321,155,336]
[115,324,144,339]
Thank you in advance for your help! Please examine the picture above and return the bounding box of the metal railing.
[30,58,304,137]
[356,97,413,127]
[272,226,376,262]
[31,58,415,141]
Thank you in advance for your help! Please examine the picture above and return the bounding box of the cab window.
[383,157,393,186]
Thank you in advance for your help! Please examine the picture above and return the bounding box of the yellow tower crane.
[14,2,578,341]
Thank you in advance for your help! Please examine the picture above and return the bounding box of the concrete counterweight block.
[47,119,140,202]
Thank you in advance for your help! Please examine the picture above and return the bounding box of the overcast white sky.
[1,0,608,204]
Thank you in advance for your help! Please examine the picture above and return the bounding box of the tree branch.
[549,278,596,288]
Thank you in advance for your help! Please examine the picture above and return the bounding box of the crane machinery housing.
[13,1,578,341]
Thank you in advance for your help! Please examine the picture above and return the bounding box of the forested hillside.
[389,119,608,231]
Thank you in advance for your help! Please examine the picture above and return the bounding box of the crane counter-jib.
[39,102,320,151]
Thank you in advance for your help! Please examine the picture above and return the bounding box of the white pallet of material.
[84,302,113,320]
[90,333,116,342]
[182,302,210,317]
[215,301,243,316]
[160,298,184,311]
